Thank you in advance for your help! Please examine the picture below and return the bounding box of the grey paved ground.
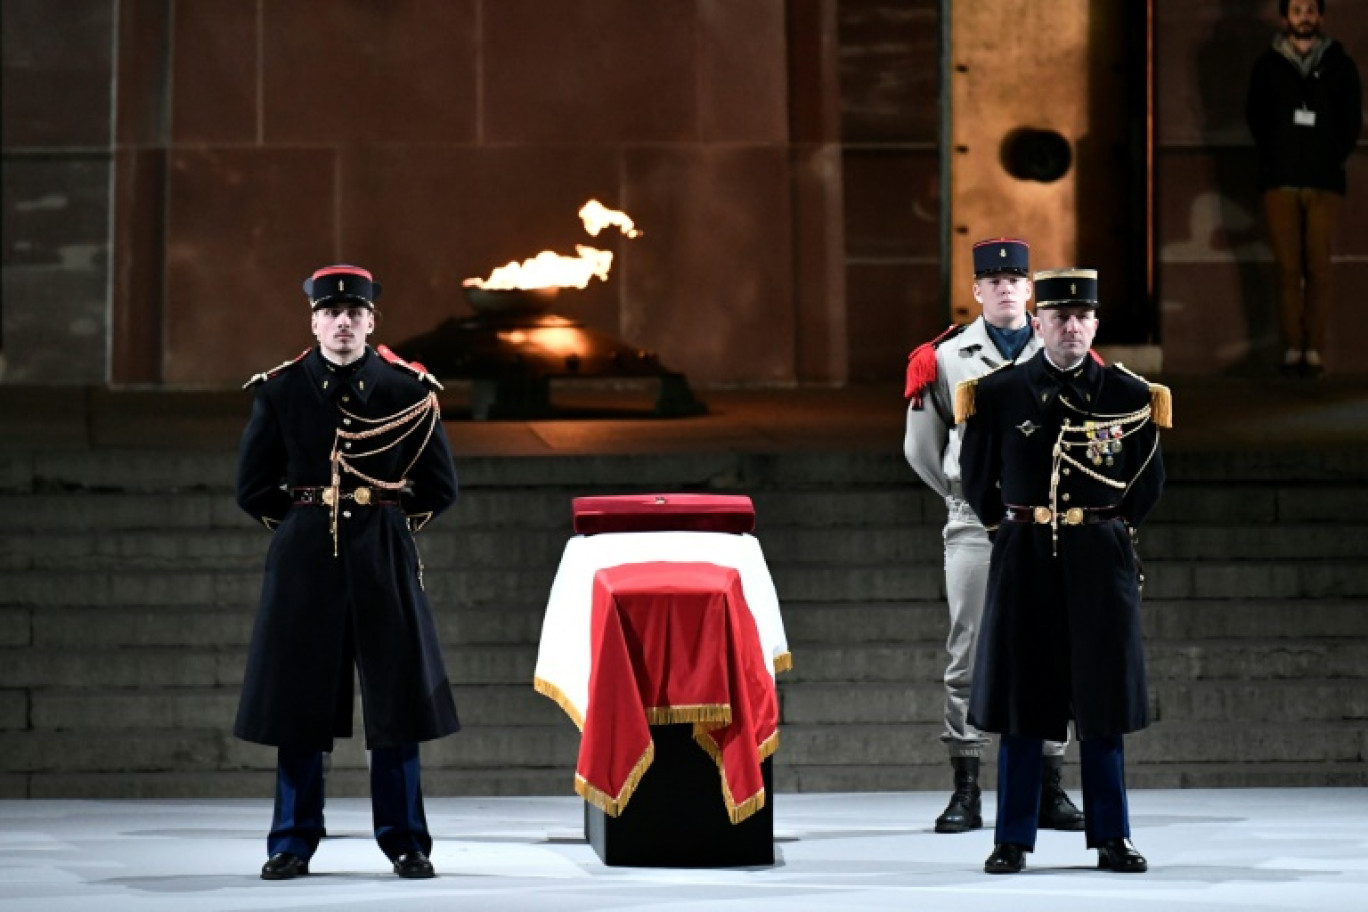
[2,789,1365,911]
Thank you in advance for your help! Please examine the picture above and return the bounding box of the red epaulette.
[904,324,966,407]
[376,344,444,391]
[242,349,310,389]
[1089,348,1104,366]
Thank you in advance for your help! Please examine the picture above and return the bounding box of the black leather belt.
[292,486,400,507]
[1003,505,1121,526]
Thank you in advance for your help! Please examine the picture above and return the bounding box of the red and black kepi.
[304,264,383,310]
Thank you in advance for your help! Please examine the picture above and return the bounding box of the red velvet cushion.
[572,494,756,534]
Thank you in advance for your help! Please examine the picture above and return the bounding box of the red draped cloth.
[575,561,779,824]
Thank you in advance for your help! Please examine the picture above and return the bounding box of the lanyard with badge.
[1295,104,1317,126]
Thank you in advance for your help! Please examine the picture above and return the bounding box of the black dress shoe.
[393,851,436,879]
[984,843,1028,874]
[1096,837,1148,873]
[260,852,309,880]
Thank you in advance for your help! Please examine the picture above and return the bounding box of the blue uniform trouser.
[268,743,431,861]
[995,733,1129,850]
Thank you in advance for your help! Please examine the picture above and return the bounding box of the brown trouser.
[1262,188,1339,354]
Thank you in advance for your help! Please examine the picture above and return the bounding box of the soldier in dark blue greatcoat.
[235,264,460,880]
[957,268,1171,875]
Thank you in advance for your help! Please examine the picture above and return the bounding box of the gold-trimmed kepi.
[972,237,1029,278]
[304,264,383,311]
[1033,267,1098,309]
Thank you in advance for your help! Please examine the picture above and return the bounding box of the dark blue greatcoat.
[234,346,460,750]
[960,351,1165,742]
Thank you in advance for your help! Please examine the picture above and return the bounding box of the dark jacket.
[234,346,460,750]
[960,352,1165,742]
[1246,38,1362,194]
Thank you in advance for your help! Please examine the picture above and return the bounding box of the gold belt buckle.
[1063,507,1085,526]
[353,486,372,506]
[1033,506,1053,524]
[321,487,336,507]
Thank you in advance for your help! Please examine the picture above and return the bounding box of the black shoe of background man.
[1096,837,1148,873]
[260,852,309,880]
[393,851,436,879]
[1038,757,1086,830]
[984,843,1028,874]
[934,756,983,833]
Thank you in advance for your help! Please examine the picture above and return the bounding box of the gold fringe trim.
[953,378,978,424]
[773,651,793,674]
[574,740,655,817]
[691,726,770,825]
[757,729,780,761]
[1149,383,1173,428]
[532,676,585,731]
[645,704,731,725]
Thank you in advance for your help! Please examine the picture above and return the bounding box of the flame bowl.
[463,286,561,317]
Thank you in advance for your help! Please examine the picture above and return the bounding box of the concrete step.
[27,684,569,732]
[773,760,1368,793]
[0,568,566,610]
[1139,560,1368,600]
[1142,599,1368,639]
[1140,525,1368,560]
[1150,680,1368,723]
[776,678,1368,726]
[1146,638,1368,680]
[0,725,583,774]
[7,599,1365,657]
[10,605,551,649]
[5,633,1365,695]
[775,721,1365,767]
[0,644,542,688]
[4,520,1366,574]
[778,682,943,724]
[6,445,1366,495]
[3,767,574,800]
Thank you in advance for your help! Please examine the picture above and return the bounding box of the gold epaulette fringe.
[953,361,1012,424]
[575,742,655,817]
[532,676,585,731]
[1149,383,1173,428]
[953,378,978,425]
[773,651,793,674]
[1114,362,1173,429]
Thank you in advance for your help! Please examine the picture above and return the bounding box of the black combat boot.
[934,756,983,833]
[1038,755,1086,830]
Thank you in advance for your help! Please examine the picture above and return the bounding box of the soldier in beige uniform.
[903,238,1084,834]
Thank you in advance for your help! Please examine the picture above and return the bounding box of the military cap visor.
[305,265,382,310]
[1033,268,1098,309]
[972,237,1030,278]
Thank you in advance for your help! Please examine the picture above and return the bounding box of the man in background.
[1247,0,1361,376]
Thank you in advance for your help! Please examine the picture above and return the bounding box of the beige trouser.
[942,496,1066,759]
[1262,187,1339,354]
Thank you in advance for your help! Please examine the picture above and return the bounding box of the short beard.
[1289,22,1322,39]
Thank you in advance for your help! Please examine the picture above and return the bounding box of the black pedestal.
[584,724,774,867]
